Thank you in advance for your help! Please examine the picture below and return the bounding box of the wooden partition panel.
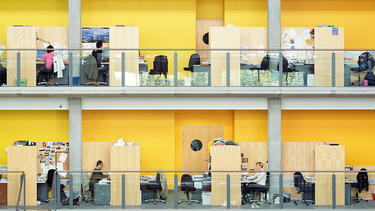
[315,145,345,206]
[7,26,37,86]
[211,146,241,206]
[7,146,37,206]
[82,142,112,172]
[109,26,139,86]
[240,27,267,64]
[238,142,267,170]
[210,27,240,86]
[36,27,68,49]
[111,145,140,206]
[314,27,344,86]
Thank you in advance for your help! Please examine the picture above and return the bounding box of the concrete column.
[69,98,82,194]
[267,0,281,49]
[268,98,282,196]
[69,0,81,77]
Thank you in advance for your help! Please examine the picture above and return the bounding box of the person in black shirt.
[92,41,103,68]
[89,160,108,197]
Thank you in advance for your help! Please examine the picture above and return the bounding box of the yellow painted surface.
[174,110,234,170]
[197,0,224,19]
[82,110,176,171]
[82,0,197,79]
[282,110,375,165]
[0,0,68,48]
[234,110,268,142]
[224,0,267,27]
[0,111,69,165]
[282,0,375,48]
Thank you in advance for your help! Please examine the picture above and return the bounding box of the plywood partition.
[314,27,344,86]
[7,26,37,86]
[82,142,112,172]
[110,145,140,206]
[211,146,241,206]
[7,146,37,206]
[238,142,267,170]
[240,27,267,64]
[109,26,139,87]
[210,26,240,86]
[315,145,345,206]
[36,27,68,49]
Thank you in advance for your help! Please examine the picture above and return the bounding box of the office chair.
[353,168,369,203]
[144,171,167,204]
[351,52,375,86]
[150,55,168,78]
[245,172,270,205]
[184,54,201,72]
[37,67,54,86]
[293,172,315,205]
[178,174,198,204]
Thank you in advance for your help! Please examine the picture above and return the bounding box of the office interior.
[0,0,375,209]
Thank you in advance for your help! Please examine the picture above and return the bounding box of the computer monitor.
[37,50,46,60]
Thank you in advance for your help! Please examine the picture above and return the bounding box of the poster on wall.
[82,27,109,43]
[281,27,314,63]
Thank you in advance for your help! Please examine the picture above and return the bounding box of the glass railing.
[0,48,374,88]
[42,170,375,210]
[0,171,25,211]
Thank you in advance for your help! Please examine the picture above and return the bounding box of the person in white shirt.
[245,161,267,186]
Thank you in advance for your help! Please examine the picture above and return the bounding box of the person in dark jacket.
[92,41,103,68]
[89,160,108,197]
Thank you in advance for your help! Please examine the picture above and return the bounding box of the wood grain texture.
[238,142,267,170]
[36,27,68,49]
[55,152,69,178]
[182,126,224,171]
[109,26,139,86]
[110,145,140,206]
[7,26,37,86]
[314,27,344,86]
[240,27,268,64]
[315,145,345,206]
[211,146,241,206]
[210,27,240,86]
[7,146,37,206]
[82,142,112,172]
[196,19,223,61]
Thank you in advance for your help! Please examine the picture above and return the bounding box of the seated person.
[89,160,108,197]
[244,162,266,186]
[40,45,54,82]
[91,41,108,82]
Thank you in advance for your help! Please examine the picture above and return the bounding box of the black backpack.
[365,71,375,86]
[150,55,168,77]
[358,52,375,72]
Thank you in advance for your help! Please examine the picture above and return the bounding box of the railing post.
[279,173,283,209]
[226,52,230,87]
[56,174,61,209]
[23,173,26,211]
[279,52,283,87]
[226,174,230,209]
[121,52,125,87]
[332,174,336,209]
[17,52,21,87]
[69,52,73,86]
[122,174,126,209]
[174,52,178,87]
[174,174,178,208]
[69,174,73,208]
[331,52,336,87]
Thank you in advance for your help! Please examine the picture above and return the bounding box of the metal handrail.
[59,169,375,173]
[15,173,25,211]
[1,48,375,51]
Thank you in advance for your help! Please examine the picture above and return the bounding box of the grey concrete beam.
[69,0,81,77]
[69,98,82,194]
[268,98,282,196]
[267,0,281,49]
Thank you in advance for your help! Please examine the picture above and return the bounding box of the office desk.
[140,181,159,202]
[94,183,110,205]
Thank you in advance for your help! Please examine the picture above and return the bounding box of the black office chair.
[144,172,166,204]
[294,172,315,205]
[351,52,375,86]
[245,172,270,205]
[37,67,54,86]
[353,168,369,203]
[150,55,168,78]
[184,54,200,72]
[178,174,198,204]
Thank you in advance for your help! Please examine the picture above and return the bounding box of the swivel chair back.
[184,54,201,72]
[179,174,198,204]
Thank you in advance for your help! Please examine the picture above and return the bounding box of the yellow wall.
[174,110,234,170]
[282,0,375,49]
[82,110,176,171]
[197,0,224,19]
[0,111,69,165]
[234,110,268,142]
[282,110,375,165]
[0,0,68,48]
[224,0,267,27]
